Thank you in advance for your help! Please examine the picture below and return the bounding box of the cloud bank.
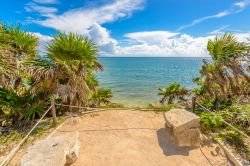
[26,0,250,57]
[35,0,144,34]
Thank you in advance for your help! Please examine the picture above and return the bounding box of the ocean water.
[97,57,205,106]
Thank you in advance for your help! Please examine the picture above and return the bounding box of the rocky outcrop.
[21,132,79,166]
[164,109,200,147]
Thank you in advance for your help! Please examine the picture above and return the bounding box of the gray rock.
[21,132,79,166]
[164,109,200,147]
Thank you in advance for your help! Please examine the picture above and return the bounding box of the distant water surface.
[97,57,205,106]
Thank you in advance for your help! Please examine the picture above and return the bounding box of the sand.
[51,109,229,166]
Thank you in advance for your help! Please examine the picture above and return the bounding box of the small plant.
[91,88,113,107]
[200,111,223,132]
[0,130,22,143]
[158,82,190,104]
[23,104,45,120]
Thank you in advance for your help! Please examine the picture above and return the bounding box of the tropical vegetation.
[0,22,249,162]
[90,88,113,107]
[194,33,250,161]
[158,82,190,104]
[159,33,249,161]
[0,23,113,126]
[193,34,249,106]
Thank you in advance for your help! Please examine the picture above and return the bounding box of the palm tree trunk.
[69,99,73,112]
[168,95,173,104]
[97,100,101,107]
[227,76,240,94]
[228,61,250,82]
[51,100,58,125]
[214,95,219,111]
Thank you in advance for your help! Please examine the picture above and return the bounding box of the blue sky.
[1,0,250,56]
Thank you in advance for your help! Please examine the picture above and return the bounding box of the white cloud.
[28,0,144,55]
[35,0,144,34]
[30,30,250,57]
[33,0,58,4]
[124,31,179,45]
[25,3,57,17]
[114,32,214,57]
[88,24,117,54]
[234,0,250,9]
[177,0,250,31]
[32,32,53,42]
[109,31,250,57]
[209,25,231,35]
[177,11,230,31]
[31,32,53,54]
[26,0,249,57]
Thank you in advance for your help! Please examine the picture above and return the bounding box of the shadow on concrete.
[157,128,195,156]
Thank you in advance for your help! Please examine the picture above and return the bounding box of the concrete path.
[52,110,229,166]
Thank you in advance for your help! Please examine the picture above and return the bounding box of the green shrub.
[23,104,45,120]
[0,130,22,143]
[218,130,250,160]
[90,88,113,107]
[0,87,47,121]
[198,97,233,111]
[200,111,223,132]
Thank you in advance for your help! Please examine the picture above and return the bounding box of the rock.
[175,128,201,147]
[164,109,200,147]
[21,132,79,166]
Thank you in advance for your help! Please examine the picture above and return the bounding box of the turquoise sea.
[97,57,206,106]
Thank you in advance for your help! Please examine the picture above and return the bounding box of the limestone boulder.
[175,128,201,147]
[164,109,200,147]
[21,132,79,166]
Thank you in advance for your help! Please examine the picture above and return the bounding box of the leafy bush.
[218,130,250,160]
[229,105,250,129]
[158,82,190,104]
[23,104,45,120]
[199,105,250,161]
[198,97,234,111]
[0,87,23,118]
[200,111,223,132]
[0,87,46,121]
[90,88,113,107]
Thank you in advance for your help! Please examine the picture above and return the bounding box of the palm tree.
[158,82,190,104]
[45,32,103,105]
[193,33,250,110]
[207,33,250,82]
[24,32,103,123]
[200,34,250,97]
[0,23,39,92]
[91,88,112,107]
[86,73,99,92]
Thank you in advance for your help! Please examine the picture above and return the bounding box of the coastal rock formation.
[164,109,200,147]
[21,132,79,166]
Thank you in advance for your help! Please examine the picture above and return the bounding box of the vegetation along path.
[49,109,229,166]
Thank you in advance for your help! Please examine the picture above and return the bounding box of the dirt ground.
[50,109,229,166]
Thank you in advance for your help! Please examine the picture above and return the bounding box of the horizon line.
[98,56,211,58]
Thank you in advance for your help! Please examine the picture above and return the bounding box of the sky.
[1,0,250,57]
